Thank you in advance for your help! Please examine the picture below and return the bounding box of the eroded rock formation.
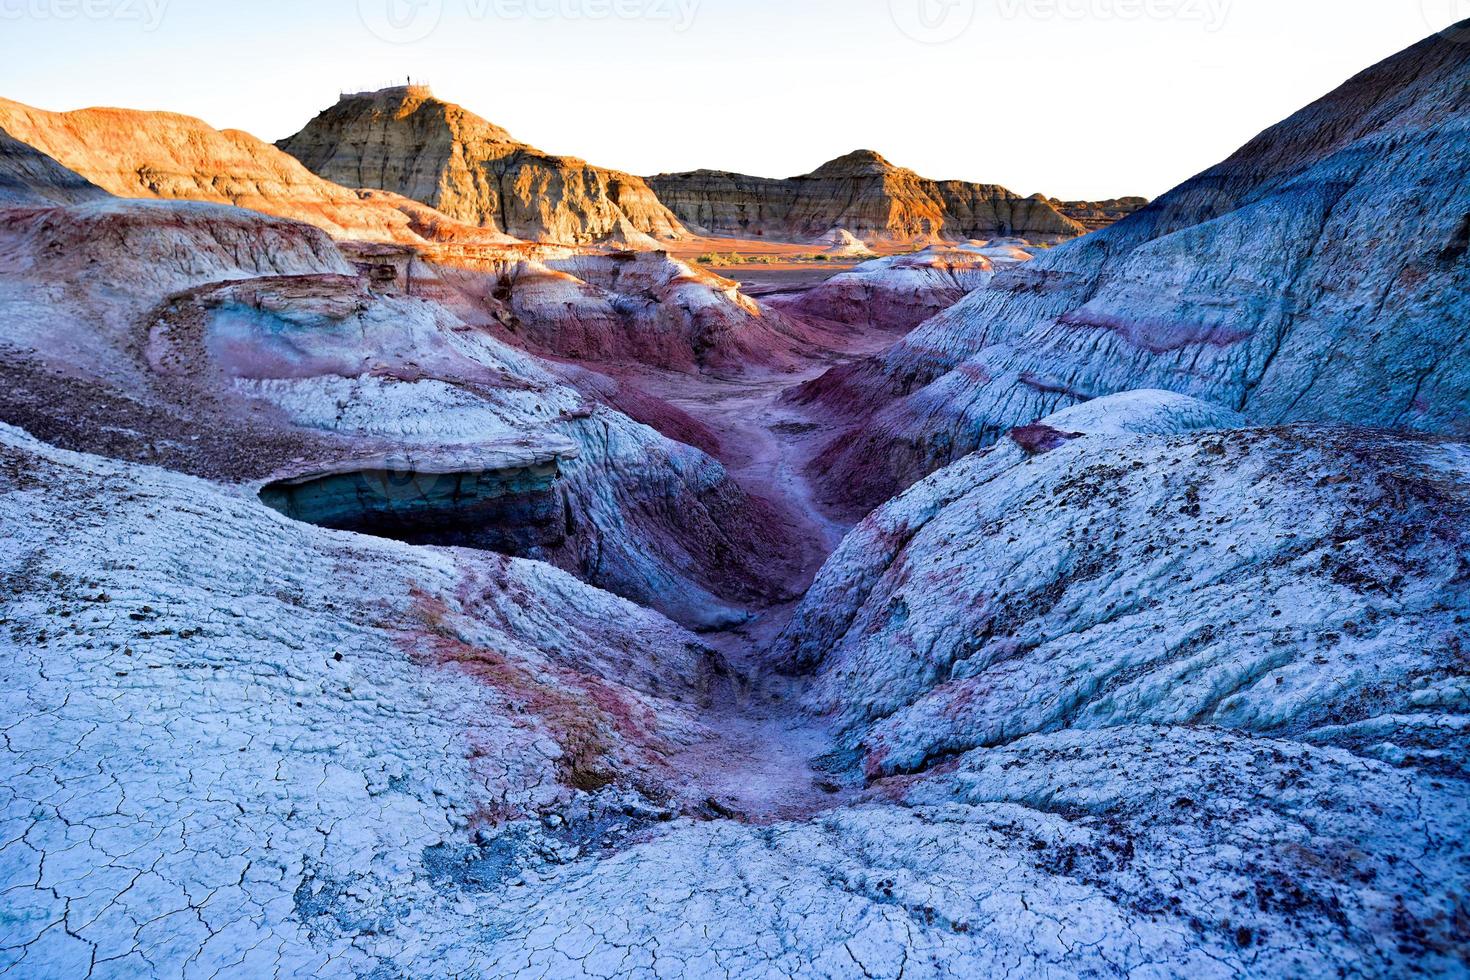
[277,86,688,245]
[648,149,1086,244]
[0,197,792,628]
[779,392,1470,775]
[0,98,825,378]
[3,389,1467,977]
[2,24,1469,980]
[425,247,827,374]
[0,96,514,245]
[801,26,1470,510]
[771,243,1000,333]
[1052,195,1150,230]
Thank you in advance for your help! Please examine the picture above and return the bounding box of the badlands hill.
[0,96,510,245]
[0,126,107,206]
[0,97,826,376]
[648,149,1087,244]
[771,241,1018,333]
[278,86,688,246]
[0,196,796,629]
[801,24,1470,509]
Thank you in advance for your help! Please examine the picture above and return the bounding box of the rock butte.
[278,85,688,246]
[1,22,1468,980]
[0,95,505,246]
[649,149,1088,245]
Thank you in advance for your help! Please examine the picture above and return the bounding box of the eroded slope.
[801,26,1470,509]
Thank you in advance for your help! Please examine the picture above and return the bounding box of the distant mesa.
[648,149,1099,244]
[277,85,689,246]
[1050,195,1150,231]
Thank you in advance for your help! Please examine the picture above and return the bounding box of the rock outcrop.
[801,26,1470,510]
[648,150,1087,244]
[277,86,688,245]
[779,392,1470,775]
[814,227,877,257]
[0,96,504,245]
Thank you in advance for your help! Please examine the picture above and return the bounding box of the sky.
[0,0,1460,199]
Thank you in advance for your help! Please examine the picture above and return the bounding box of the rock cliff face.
[0,96,499,245]
[648,150,1087,243]
[277,86,688,245]
[801,26,1470,510]
[0,126,106,205]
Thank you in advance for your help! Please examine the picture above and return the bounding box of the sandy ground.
[666,235,913,261]
[664,234,893,295]
[707,265,857,296]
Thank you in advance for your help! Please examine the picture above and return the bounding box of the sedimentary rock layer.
[648,149,1086,243]
[801,25,1470,510]
[4,394,1466,977]
[771,243,1000,334]
[424,247,827,374]
[278,86,688,245]
[1052,195,1150,230]
[0,197,791,628]
[0,96,506,245]
[780,392,1470,778]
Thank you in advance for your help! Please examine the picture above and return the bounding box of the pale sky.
[0,0,1458,199]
